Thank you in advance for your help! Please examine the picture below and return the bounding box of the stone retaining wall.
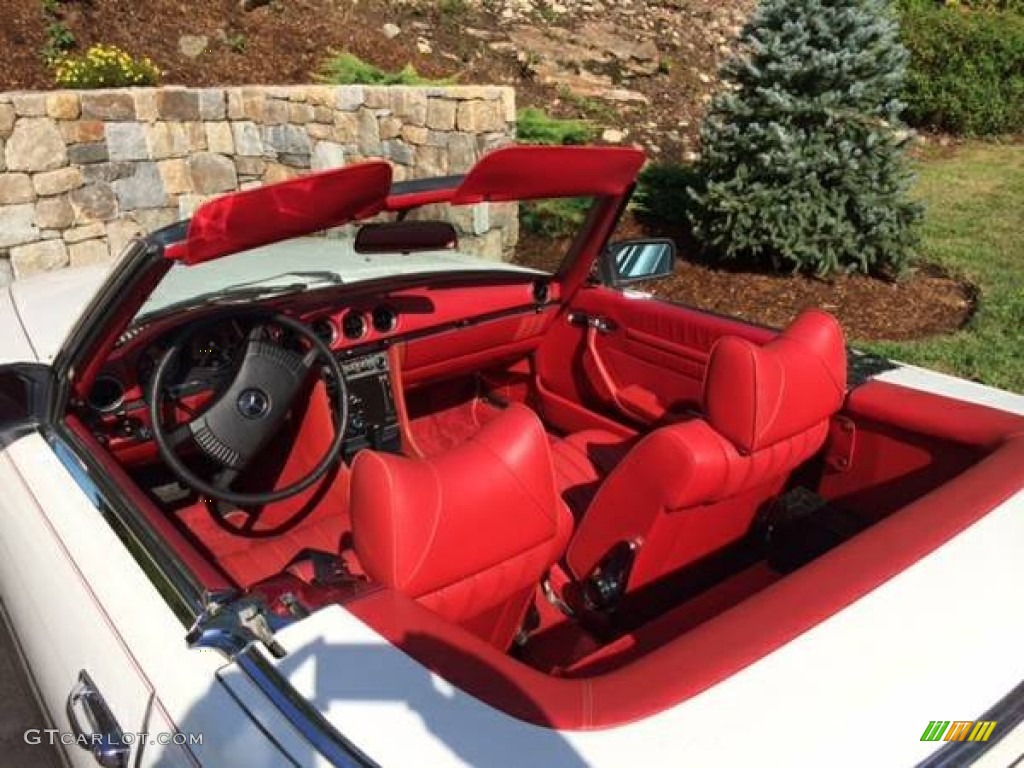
[0,85,516,284]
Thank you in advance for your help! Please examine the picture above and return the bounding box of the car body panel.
[254,477,1024,767]
[0,431,303,767]
[8,266,111,364]
[0,288,43,364]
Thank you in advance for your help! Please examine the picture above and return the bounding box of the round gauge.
[311,318,337,346]
[371,305,398,334]
[342,311,368,340]
[88,376,125,413]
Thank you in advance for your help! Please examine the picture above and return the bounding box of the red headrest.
[350,404,569,601]
[703,309,847,454]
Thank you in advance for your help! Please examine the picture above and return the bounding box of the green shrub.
[633,162,701,224]
[318,51,451,86]
[53,44,160,88]
[41,21,75,64]
[516,107,596,145]
[688,0,922,277]
[898,3,1024,135]
[520,198,592,237]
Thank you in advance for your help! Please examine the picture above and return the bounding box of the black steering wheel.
[148,311,348,507]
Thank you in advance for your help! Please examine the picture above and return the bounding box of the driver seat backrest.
[350,404,573,650]
[565,309,847,593]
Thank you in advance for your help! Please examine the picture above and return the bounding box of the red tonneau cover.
[165,162,393,265]
[164,146,646,265]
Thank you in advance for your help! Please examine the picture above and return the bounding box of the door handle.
[567,311,616,334]
[66,670,130,768]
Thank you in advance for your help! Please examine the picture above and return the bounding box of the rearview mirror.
[603,239,676,286]
[354,221,458,254]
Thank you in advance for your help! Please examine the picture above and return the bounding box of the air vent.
[88,376,125,413]
[341,311,368,340]
[532,280,550,305]
[371,305,398,334]
[311,318,337,346]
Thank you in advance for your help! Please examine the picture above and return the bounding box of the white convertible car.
[0,147,1021,768]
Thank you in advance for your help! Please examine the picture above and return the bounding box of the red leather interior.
[346,425,1024,729]
[704,309,847,454]
[548,429,634,517]
[565,310,848,589]
[536,286,776,431]
[174,381,350,588]
[349,403,573,649]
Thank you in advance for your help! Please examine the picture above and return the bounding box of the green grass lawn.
[864,142,1024,393]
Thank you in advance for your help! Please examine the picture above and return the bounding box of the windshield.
[136,197,594,323]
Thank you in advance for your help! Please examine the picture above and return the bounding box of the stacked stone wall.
[0,85,516,283]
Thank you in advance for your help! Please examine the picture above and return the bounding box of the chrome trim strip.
[235,649,378,768]
[46,427,204,625]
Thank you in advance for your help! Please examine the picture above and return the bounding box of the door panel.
[0,437,152,768]
[536,286,776,431]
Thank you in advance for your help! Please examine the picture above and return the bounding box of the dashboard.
[82,279,557,464]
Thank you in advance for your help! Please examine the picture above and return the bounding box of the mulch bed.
[647,260,974,341]
[519,216,975,342]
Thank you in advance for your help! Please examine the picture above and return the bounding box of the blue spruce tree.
[689,0,922,277]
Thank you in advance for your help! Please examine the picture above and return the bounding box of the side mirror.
[602,238,676,286]
[354,221,458,254]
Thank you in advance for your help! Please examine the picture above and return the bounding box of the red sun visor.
[451,145,646,204]
[165,161,393,265]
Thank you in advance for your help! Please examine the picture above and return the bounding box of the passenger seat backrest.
[350,404,573,650]
[703,309,848,455]
[566,309,847,592]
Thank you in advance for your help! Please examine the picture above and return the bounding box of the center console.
[338,351,401,459]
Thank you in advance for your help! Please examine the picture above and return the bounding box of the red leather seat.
[549,430,636,517]
[349,403,573,650]
[565,309,848,594]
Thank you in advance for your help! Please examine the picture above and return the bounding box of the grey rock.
[187,152,238,194]
[0,204,38,248]
[68,142,109,165]
[198,89,227,121]
[69,239,111,267]
[106,123,149,162]
[311,141,346,171]
[0,174,35,205]
[382,23,401,39]
[231,122,263,156]
[179,35,209,59]
[69,184,118,222]
[81,93,136,121]
[335,87,365,112]
[5,119,68,172]
[448,132,478,173]
[262,125,311,156]
[157,90,201,121]
[113,162,167,210]
[382,140,415,166]
[0,258,13,287]
[35,196,74,229]
[11,239,68,278]
[82,162,136,184]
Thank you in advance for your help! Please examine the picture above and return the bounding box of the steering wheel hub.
[237,388,271,419]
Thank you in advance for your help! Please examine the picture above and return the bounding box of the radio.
[338,352,400,457]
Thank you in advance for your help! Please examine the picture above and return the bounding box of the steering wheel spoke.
[166,423,194,450]
[301,346,321,371]
[214,467,241,491]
